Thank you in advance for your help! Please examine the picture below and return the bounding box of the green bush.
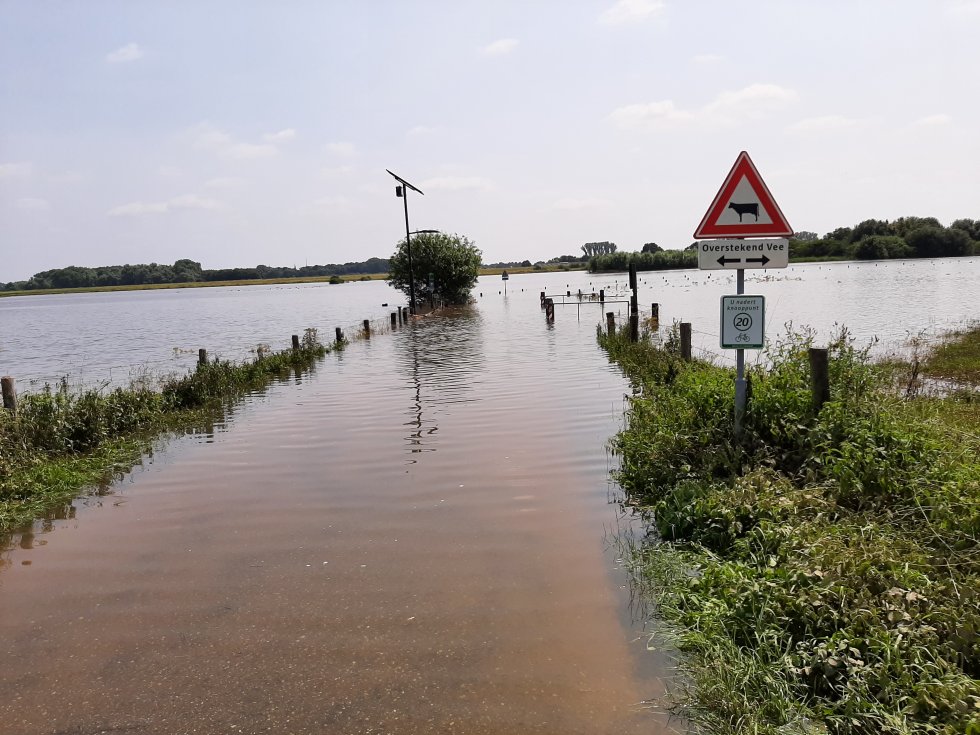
[601,325,980,734]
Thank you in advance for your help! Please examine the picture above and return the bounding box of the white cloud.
[319,165,355,177]
[947,0,980,16]
[108,194,221,217]
[705,83,798,114]
[609,83,797,129]
[420,176,493,192]
[106,43,143,63]
[48,171,84,184]
[913,113,952,126]
[14,198,50,211]
[0,161,33,178]
[192,123,278,160]
[608,100,695,128]
[552,197,613,211]
[323,141,357,157]
[264,128,296,142]
[407,125,438,137]
[205,177,246,189]
[157,164,181,177]
[787,115,864,133]
[600,0,665,25]
[481,38,519,56]
[312,195,355,214]
[693,53,723,64]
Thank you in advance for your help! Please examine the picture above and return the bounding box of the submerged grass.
[599,322,980,735]
[0,327,333,534]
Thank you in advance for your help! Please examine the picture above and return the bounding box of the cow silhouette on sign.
[728,202,759,222]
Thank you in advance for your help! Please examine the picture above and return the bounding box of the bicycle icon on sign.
[735,332,750,343]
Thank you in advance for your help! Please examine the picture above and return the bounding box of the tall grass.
[0,328,332,532]
[599,323,980,735]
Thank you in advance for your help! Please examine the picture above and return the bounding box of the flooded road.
[0,291,674,734]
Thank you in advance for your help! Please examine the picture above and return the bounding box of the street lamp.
[386,169,425,315]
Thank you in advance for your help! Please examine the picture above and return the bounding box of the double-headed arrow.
[716,255,771,267]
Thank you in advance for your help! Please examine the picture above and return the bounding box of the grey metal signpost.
[693,151,793,438]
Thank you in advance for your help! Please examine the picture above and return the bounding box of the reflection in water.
[395,307,486,459]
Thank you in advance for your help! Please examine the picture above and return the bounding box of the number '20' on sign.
[720,295,765,350]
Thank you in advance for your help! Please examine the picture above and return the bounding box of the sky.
[2,0,979,281]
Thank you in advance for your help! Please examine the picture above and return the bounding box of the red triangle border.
[693,151,793,239]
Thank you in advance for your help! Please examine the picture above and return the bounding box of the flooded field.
[0,259,977,734]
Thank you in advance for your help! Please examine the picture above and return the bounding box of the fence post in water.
[540,291,545,307]
[651,303,660,330]
[809,348,830,413]
[606,312,615,336]
[545,298,555,322]
[680,322,692,361]
[391,312,397,328]
[599,289,605,303]
[363,319,371,338]
[1,376,16,415]
[198,348,207,366]
[291,334,300,351]
[335,327,344,343]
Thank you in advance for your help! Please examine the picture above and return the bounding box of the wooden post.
[545,298,555,322]
[363,319,371,338]
[599,289,605,303]
[566,290,571,297]
[629,313,639,343]
[540,291,546,306]
[809,348,830,412]
[291,334,300,351]
[651,303,660,330]
[1,376,16,414]
[335,327,344,343]
[606,312,615,336]
[198,348,207,366]
[397,306,403,324]
[391,312,397,328]
[680,322,692,361]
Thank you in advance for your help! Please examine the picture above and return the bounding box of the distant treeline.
[788,217,978,260]
[589,217,979,272]
[589,248,696,272]
[2,257,390,292]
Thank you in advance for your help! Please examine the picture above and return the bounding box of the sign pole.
[734,267,746,438]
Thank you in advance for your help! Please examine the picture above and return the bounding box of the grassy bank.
[0,274,388,298]
[600,324,980,734]
[0,329,333,533]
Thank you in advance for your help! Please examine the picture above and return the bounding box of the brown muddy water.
[0,289,677,734]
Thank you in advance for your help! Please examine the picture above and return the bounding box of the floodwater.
[0,258,977,734]
[0,281,674,734]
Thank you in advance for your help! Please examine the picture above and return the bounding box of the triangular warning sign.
[693,151,793,239]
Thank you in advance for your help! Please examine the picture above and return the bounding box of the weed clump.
[600,323,980,735]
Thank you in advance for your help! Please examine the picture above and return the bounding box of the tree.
[581,241,617,257]
[890,216,941,239]
[849,219,891,243]
[387,232,481,306]
[793,230,818,241]
[641,242,662,253]
[906,226,973,258]
[950,218,980,242]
